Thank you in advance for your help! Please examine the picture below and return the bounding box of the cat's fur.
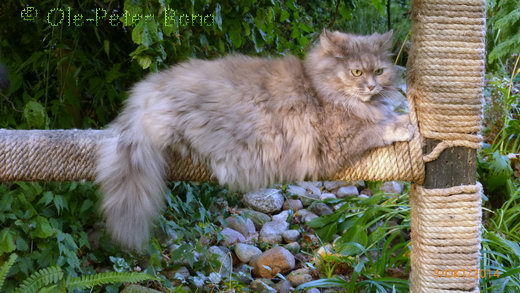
[96,30,414,250]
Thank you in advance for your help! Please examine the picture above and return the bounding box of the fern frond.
[66,272,157,289]
[489,34,520,62]
[495,9,520,30]
[15,266,64,293]
[0,254,18,291]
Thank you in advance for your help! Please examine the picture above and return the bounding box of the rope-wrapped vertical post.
[407,0,485,292]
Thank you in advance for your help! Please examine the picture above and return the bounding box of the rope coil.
[410,184,482,293]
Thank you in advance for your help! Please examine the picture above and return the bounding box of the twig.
[326,0,342,29]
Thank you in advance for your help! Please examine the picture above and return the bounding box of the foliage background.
[0,0,518,292]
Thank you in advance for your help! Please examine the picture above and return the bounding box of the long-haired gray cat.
[96,30,414,250]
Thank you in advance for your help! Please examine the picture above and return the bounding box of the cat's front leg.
[382,114,415,145]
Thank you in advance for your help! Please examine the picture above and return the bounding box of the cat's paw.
[382,115,415,144]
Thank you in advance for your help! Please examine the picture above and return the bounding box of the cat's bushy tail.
[96,122,167,251]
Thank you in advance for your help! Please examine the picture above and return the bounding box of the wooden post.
[424,141,477,188]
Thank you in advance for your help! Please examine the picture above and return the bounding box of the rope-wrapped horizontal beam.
[0,129,424,183]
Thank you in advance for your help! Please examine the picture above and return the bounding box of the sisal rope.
[0,129,423,183]
[410,184,482,293]
[407,0,485,161]
[407,0,485,292]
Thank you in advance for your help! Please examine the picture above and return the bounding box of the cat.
[96,29,414,251]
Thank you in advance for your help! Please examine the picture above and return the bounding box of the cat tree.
[0,0,485,292]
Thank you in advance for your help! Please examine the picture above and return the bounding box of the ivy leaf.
[23,101,47,129]
[137,55,152,69]
[132,20,152,47]
[215,4,222,30]
[37,191,54,206]
[485,151,513,191]
[53,195,69,214]
[229,25,243,48]
[279,10,290,22]
[0,228,16,254]
[32,216,54,239]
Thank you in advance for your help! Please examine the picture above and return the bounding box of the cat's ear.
[319,29,341,54]
[378,30,394,51]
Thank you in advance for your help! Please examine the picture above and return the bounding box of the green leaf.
[348,260,366,292]
[53,195,68,214]
[485,151,513,191]
[137,55,152,69]
[316,221,337,243]
[296,277,348,290]
[0,229,16,255]
[279,10,290,22]
[368,226,385,244]
[32,216,54,239]
[37,191,54,206]
[104,39,110,56]
[67,272,158,289]
[15,236,29,252]
[15,266,63,293]
[307,213,340,229]
[215,4,222,30]
[0,253,17,290]
[23,101,47,129]
[132,20,152,47]
[489,34,520,62]
[229,25,243,48]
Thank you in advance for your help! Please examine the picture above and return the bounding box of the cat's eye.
[375,68,384,75]
[351,69,363,77]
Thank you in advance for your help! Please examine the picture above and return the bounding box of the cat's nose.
[367,85,375,91]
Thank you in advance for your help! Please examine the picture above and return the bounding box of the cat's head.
[305,30,397,105]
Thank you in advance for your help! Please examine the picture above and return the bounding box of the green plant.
[302,188,411,292]
[0,253,157,292]
[487,0,520,72]
[0,253,18,290]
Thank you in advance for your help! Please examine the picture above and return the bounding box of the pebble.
[287,185,308,197]
[282,229,300,243]
[306,289,321,293]
[284,242,301,254]
[323,180,349,191]
[317,244,334,257]
[273,279,293,293]
[172,266,190,280]
[310,202,333,216]
[260,220,289,244]
[252,247,296,278]
[381,181,405,194]
[299,193,320,207]
[220,228,246,246]
[287,268,313,286]
[297,181,322,196]
[240,209,271,230]
[283,199,304,210]
[296,209,319,223]
[272,210,291,222]
[234,264,253,284]
[336,185,359,198]
[333,202,345,211]
[250,279,276,293]
[243,189,284,213]
[234,243,262,263]
[226,215,256,237]
[319,193,337,200]
[208,246,232,275]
